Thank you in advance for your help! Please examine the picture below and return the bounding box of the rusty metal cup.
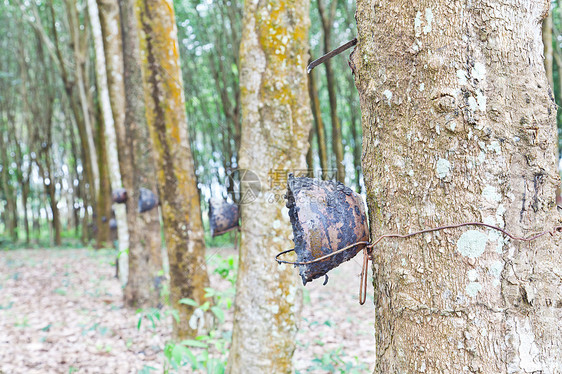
[209,198,240,237]
[138,188,158,213]
[278,175,369,285]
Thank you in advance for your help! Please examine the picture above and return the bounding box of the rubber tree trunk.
[137,0,210,339]
[95,115,113,248]
[0,130,17,242]
[88,0,130,283]
[317,0,345,182]
[118,0,163,308]
[308,68,329,178]
[227,0,312,372]
[353,0,562,372]
[542,10,553,89]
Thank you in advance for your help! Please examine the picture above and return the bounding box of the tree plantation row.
[2,0,562,372]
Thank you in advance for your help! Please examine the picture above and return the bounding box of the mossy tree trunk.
[354,0,562,372]
[227,0,312,372]
[137,0,210,339]
[118,0,163,308]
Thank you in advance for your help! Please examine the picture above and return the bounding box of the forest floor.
[0,247,375,373]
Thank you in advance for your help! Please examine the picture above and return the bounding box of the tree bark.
[353,0,561,372]
[542,10,554,89]
[137,0,210,339]
[227,0,312,372]
[0,130,17,242]
[88,0,130,281]
[119,0,163,308]
[308,68,329,178]
[96,111,114,248]
[317,0,345,182]
[347,74,362,192]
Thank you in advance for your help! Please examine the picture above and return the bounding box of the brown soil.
[0,248,375,373]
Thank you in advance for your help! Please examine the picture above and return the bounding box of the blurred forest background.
[0,0,361,249]
[2,0,561,249]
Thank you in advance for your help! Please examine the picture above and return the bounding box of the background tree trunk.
[88,0,129,281]
[317,0,345,182]
[0,130,17,242]
[137,0,210,339]
[308,68,329,178]
[227,0,312,372]
[119,0,163,308]
[353,0,562,372]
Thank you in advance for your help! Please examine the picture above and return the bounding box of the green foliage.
[161,253,237,373]
[0,227,85,250]
[138,365,157,374]
[136,308,179,331]
[297,346,368,374]
[202,216,236,248]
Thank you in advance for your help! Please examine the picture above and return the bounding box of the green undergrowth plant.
[133,254,237,373]
[160,254,237,374]
[297,346,368,374]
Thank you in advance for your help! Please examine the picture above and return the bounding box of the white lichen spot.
[272,220,281,229]
[414,11,423,37]
[488,140,501,155]
[476,90,486,112]
[489,261,503,287]
[466,282,482,297]
[473,62,486,82]
[467,96,478,112]
[419,83,425,91]
[436,158,450,179]
[457,69,468,85]
[516,318,542,372]
[383,89,393,106]
[477,151,485,164]
[482,186,501,203]
[483,216,496,226]
[457,230,487,258]
[423,8,433,34]
[496,204,506,228]
[448,120,457,132]
[467,269,478,282]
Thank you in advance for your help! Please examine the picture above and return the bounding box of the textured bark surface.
[227,0,312,372]
[542,11,553,89]
[119,0,163,308]
[353,0,562,372]
[137,0,210,339]
[88,0,129,282]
